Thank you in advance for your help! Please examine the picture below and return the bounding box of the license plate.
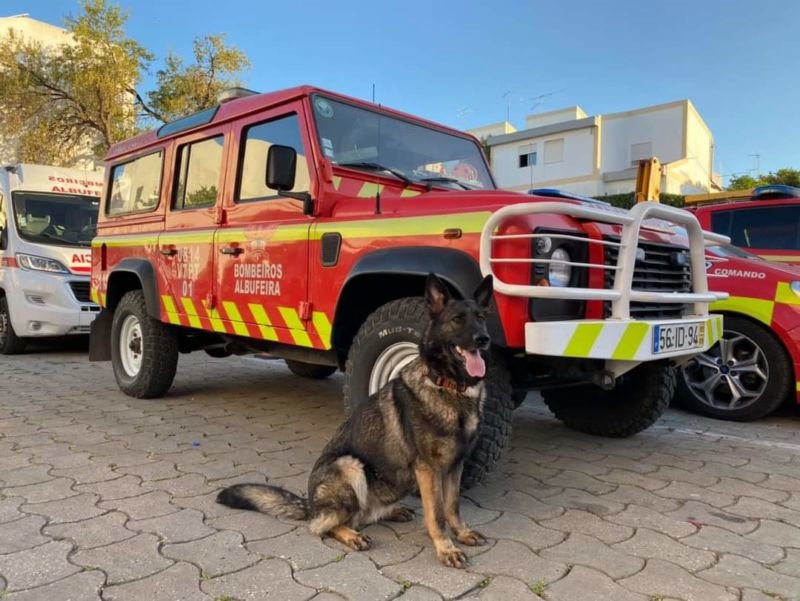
[652,322,704,354]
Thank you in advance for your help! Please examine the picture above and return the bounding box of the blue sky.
[9,0,800,182]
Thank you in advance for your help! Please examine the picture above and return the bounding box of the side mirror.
[266,145,297,191]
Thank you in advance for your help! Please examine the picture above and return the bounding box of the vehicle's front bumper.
[525,315,724,361]
[5,269,100,337]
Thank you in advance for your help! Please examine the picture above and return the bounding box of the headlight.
[548,248,572,287]
[16,253,69,274]
[791,281,800,298]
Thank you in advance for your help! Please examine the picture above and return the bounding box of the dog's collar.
[425,367,468,393]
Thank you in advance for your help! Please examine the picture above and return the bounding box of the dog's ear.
[473,274,494,309]
[425,273,451,315]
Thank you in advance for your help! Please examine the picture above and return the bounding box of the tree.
[728,168,800,190]
[0,0,249,166]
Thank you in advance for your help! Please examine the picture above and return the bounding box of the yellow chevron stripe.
[775,282,800,306]
[311,211,491,241]
[564,323,604,357]
[248,303,278,341]
[400,189,421,197]
[202,302,227,333]
[710,296,774,326]
[312,311,332,349]
[180,298,202,329]
[100,292,106,306]
[221,302,251,337]
[612,322,649,360]
[90,289,99,304]
[278,307,313,347]
[161,295,181,325]
[796,381,800,392]
[357,182,384,197]
[332,176,342,191]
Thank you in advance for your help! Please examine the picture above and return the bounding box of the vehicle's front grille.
[604,239,691,319]
[68,281,93,303]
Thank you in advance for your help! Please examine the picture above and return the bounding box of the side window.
[174,136,224,210]
[710,210,731,238]
[107,151,163,216]
[237,114,310,202]
[727,206,800,250]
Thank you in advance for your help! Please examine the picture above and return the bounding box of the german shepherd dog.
[217,273,493,568]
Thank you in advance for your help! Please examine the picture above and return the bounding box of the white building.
[472,100,721,196]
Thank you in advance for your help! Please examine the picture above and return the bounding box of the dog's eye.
[476,313,487,322]
[452,315,465,325]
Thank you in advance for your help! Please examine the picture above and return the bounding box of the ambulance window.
[237,114,310,202]
[174,136,224,210]
[725,206,800,250]
[107,151,163,216]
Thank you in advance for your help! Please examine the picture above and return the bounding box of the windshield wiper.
[417,176,472,191]
[337,162,412,187]
[36,232,80,246]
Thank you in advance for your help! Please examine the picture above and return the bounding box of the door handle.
[219,246,243,256]
[160,248,177,256]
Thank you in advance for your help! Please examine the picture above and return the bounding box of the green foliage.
[729,168,800,190]
[0,0,250,165]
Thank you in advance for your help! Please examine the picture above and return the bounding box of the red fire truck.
[89,86,727,484]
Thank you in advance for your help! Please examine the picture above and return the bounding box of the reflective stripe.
[332,176,342,191]
[775,282,800,306]
[248,303,278,341]
[161,295,181,325]
[222,302,251,337]
[796,381,800,392]
[312,311,332,349]
[612,322,649,360]
[202,302,227,333]
[278,307,313,347]
[180,298,202,329]
[711,297,774,326]
[564,323,604,357]
[357,182,384,197]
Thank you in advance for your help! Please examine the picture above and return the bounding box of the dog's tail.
[216,484,309,520]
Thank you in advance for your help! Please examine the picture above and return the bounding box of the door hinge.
[298,301,311,321]
[205,293,217,310]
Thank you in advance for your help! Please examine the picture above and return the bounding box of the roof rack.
[157,106,219,139]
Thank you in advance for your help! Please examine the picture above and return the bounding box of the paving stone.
[0,515,49,554]
[44,510,134,549]
[773,548,800,578]
[696,462,770,484]
[596,467,669,491]
[683,524,785,563]
[248,528,342,570]
[22,492,105,524]
[0,540,79,591]
[540,533,643,579]
[118,460,183,481]
[741,590,790,601]
[76,475,146,500]
[746,519,800,549]
[355,523,423,568]
[72,533,173,584]
[0,496,25,523]
[102,561,210,601]
[383,549,487,600]
[127,508,215,543]
[478,512,566,550]
[201,557,315,600]
[726,496,800,527]
[620,558,737,601]
[545,565,648,601]
[4,476,78,503]
[464,575,544,599]
[600,484,682,513]
[0,464,54,487]
[100,490,179,520]
[654,481,736,508]
[762,474,800,493]
[545,469,617,494]
[296,552,401,601]
[207,509,298,542]
[171,492,241,519]
[468,539,568,584]
[163,530,258,577]
[539,454,611,476]
[601,455,660,474]
[666,500,759,534]
[396,585,444,600]
[0,452,33,472]
[643,452,705,472]
[613,527,716,571]
[699,554,800,600]
[608,503,698,538]
[539,509,634,544]
[539,488,624,516]
[709,477,792,503]
[781,492,800,512]
[465,489,564,520]
[51,463,124,484]
[142,474,218,498]
[4,570,105,601]
[458,497,503,527]
[483,473,563,499]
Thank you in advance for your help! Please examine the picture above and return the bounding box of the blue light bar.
[752,184,800,199]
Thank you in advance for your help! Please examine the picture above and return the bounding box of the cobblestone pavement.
[2,345,800,601]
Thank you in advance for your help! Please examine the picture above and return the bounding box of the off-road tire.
[676,315,791,421]
[0,296,26,355]
[343,297,514,488]
[111,290,178,399]
[541,361,675,437]
[285,359,337,379]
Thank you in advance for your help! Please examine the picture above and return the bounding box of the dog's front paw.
[456,529,487,546]
[386,507,415,522]
[436,545,468,569]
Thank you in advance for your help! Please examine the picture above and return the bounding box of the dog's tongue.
[461,349,486,378]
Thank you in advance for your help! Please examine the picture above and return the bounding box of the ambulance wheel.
[0,296,26,355]
[285,359,337,379]
[111,290,178,399]
[542,361,674,437]
[677,315,791,421]
[343,297,514,488]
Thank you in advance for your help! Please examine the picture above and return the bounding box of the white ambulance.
[0,164,103,353]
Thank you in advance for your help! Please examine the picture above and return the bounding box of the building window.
[174,136,224,210]
[630,141,653,166]
[107,151,163,216]
[518,144,537,168]
[237,114,310,202]
[544,138,564,164]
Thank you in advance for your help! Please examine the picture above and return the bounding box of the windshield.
[311,95,495,190]
[12,192,100,247]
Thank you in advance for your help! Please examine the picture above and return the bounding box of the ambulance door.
[215,105,313,346]
[159,124,230,330]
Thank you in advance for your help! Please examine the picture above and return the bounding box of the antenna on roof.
[217,87,257,104]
